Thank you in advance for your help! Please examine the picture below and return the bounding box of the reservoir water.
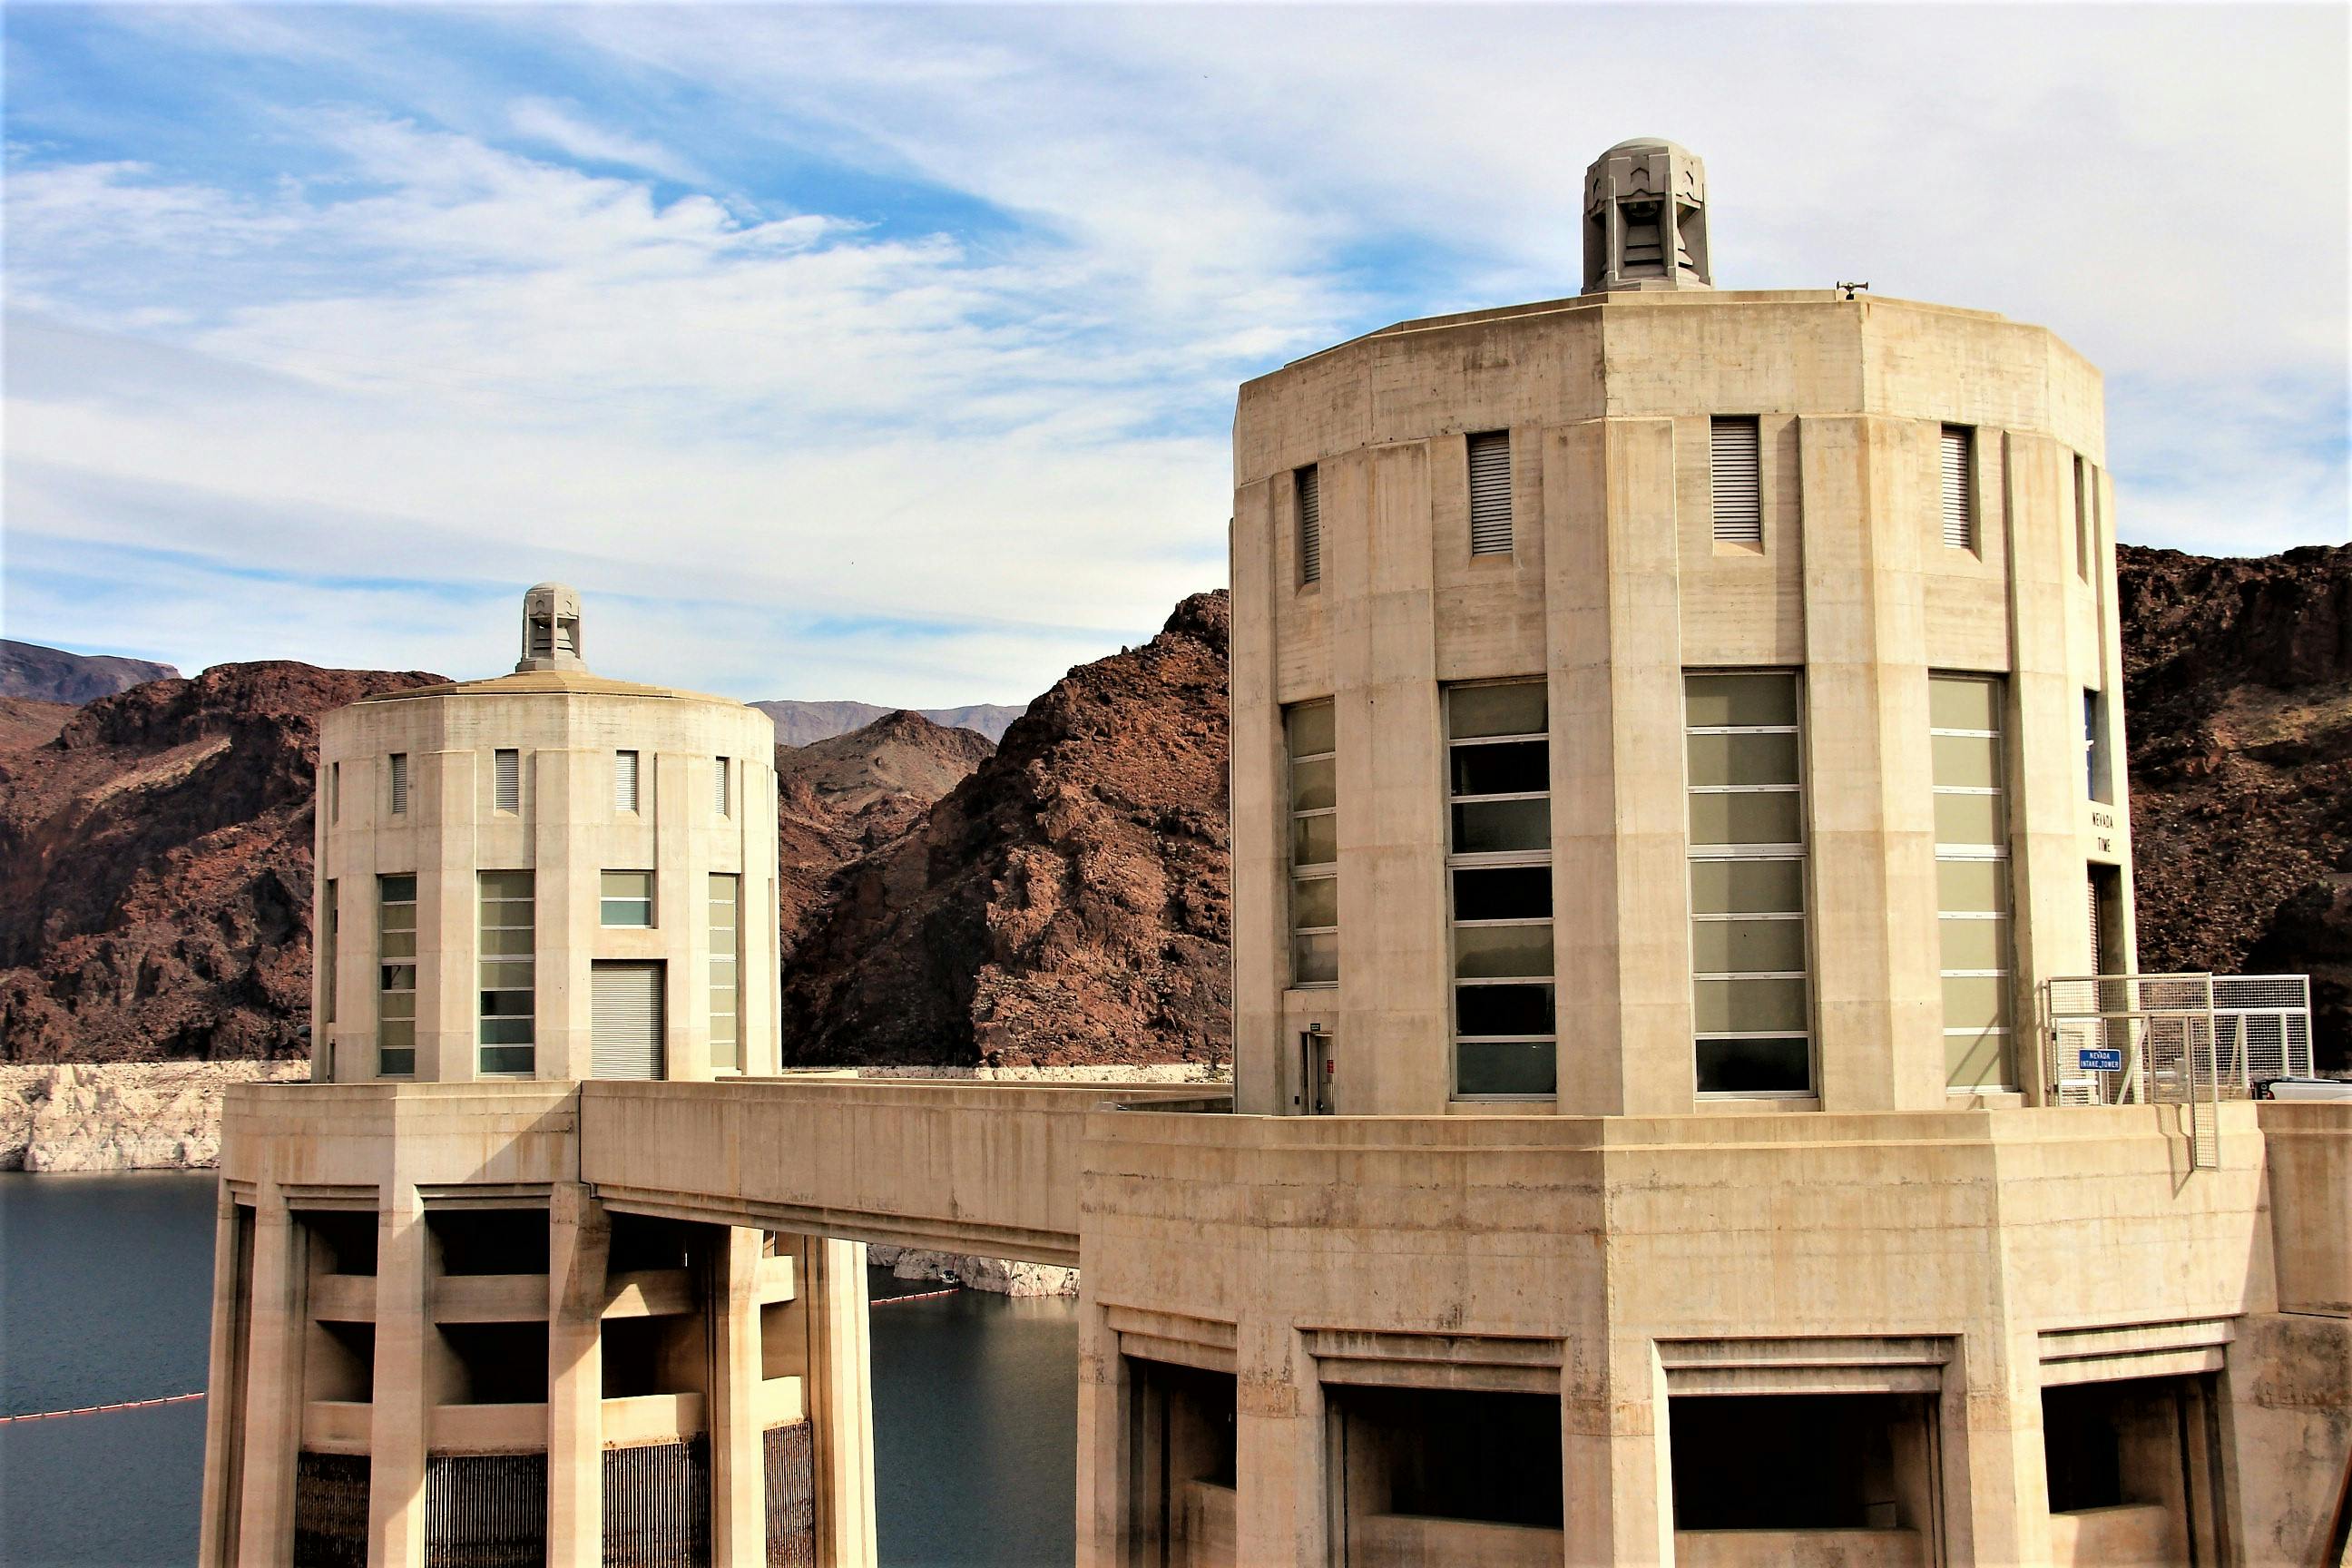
[0,1172,1080,1567]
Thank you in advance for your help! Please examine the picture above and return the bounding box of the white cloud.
[507,98,701,184]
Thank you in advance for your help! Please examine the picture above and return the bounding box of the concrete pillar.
[546,1183,608,1568]
[1561,1333,1674,1566]
[1232,1317,1327,1565]
[1941,1328,2048,1567]
[423,750,476,1083]
[368,1186,429,1568]
[1548,418,1695,1116]
[655,751,708,1081]
[534,750,594,1082]
[1329,442,1449,1114]
[710,1227,765,1565]
[1798,416,1945,1110]
[1230,481,1288,1117]
[198,1188,252,1568]
[231,1184,303,1568]
[806,1238,877,1568]
[1073,1281,1132,1568]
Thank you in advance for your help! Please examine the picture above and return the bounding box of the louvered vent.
[1297,465,1322,584]
[713,757,730,816]
[388,753,408,817]
[1466,432,1513,554]
[1709,417,1762,544]
[614,750,640,813]
[494,750,519,813]
[1940,426,1975,550]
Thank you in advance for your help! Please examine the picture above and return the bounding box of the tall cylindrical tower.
[311,585,780,1083]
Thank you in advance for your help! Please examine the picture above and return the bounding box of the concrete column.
[1941,1328,2048,1566]
[655,751,708,1081]
[1231,1318,1328,1566]
[1230,481,1288,1117]
[534,749,594,1081]
[2092,466,2140,975]
[1561,1333,1674,1566]
[198,1188,252,1568]
[1548,418,1694,1116]
[368,1185,430,1568]
[546,1183,609,1568]
[1798,416,1945,1110]
[423,750,477,1083]
[233,1183,303,1568]
[1329,442,1448,1114]
[806,1238,877,1568]
[1073,1279,1132,1568]
[710,1226,765,1565]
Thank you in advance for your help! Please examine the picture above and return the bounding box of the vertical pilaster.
[198,1187,252,1568]
[1549,417,1693,1116]
[425,750,476,1083]
[534,749,594,1081]
[1561,1333,1674,1566]
[1230,482,1288,1117]
[368,1185,429,1568]
[546,1182,608,1568]
[655,752,707,1081]
[1798,416,1945,1110]
[1073,1278,1131,1568]
[1941,1328,2048,1567]
[233,1183,303,1568]
[1231,1318,1327,1566]
[806,1238,877,1568]
[710,1227,765,1565]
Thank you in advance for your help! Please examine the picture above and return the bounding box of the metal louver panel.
[1709,418,1762,544]
[614,750,640,813]
[713,757,730,816]
[494,750,519,813]
[2087,877,2103,974]
[1297,465,1322,584]
[1466,431,1513,554]
[389,754,408,816]
[1940,426,1975,550]
[591,962,663,1081]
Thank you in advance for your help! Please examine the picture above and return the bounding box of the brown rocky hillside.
[2119,542,2352,1073]
[0,662,444,1062]
[777,592,1231,1067]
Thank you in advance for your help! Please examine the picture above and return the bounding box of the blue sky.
[5,5,2346,705]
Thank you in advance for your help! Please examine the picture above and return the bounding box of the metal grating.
[603,1436,710,1568]
[1466,432,1513,554]
[1940,426,1975,550]
[1709,417,1762,544]
[764,1420,818,1568]
[294,1451,369,1568]
[1296,465,1321,584]
[425,1451,547,1568]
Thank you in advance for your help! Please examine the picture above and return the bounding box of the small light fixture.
[1836,280,1872,301]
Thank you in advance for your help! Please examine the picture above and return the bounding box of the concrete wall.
[1230,289,2128,1117]
[315,678,779,1084]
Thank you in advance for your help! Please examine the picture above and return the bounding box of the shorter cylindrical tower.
[311,585,779,1083]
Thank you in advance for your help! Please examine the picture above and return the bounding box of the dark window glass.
[1451,799,1551,855]
[1457,983,1555,1037]
[1695,1036,1811,1093]
[1455,1041,1556,1097]
[1453,867,1553,921]
[1450,740,1548,799]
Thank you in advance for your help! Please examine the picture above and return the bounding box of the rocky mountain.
[756,699,1026,747]
[777,593,1230,1067]
[0,640,181,704]
[775,710,996,961]
[2119,542,2351,1073]
[0,662,444,1061]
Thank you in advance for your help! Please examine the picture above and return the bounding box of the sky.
[5,5,2347,707]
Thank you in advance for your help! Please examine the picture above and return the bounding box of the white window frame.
[1933,673,2016,1093]
[1287,701,1338,989]
[1446,681,1554,1102]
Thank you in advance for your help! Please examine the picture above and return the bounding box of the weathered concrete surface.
[0,1061,308,1171]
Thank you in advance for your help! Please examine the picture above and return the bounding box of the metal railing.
[2043,973,2314,1170]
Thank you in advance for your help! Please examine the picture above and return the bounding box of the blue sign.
[2078,1047,2124,1072]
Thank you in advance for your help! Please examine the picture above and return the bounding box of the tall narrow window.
[710,874,740,1072]
[1296,464,1322,585]
[1686,673,1811,1094]
[494,749,520,813]
[1709,417,1763,544]
[1447,681,1553,1098]
[2084,690,2112,804]
[614,750,640,813]
[2073,455,2091,579]
[602,870,654,927]
[329,762,341,822]
[1467,431,1513,555]
[1939,426,1975,551]
[388,753,409,817]
[1286,701,1338,986]
[1933,675,2014,1092]
[478,872,535,1075]
[377,875,416,1076]
[322,880,338,1025]
[713,757,731,818]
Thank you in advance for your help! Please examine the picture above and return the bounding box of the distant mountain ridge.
[0,641,180,705]
[754,699,1024,747]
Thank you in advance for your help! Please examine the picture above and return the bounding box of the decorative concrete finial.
[516,583,586,673]
[1583,138,1711,295]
